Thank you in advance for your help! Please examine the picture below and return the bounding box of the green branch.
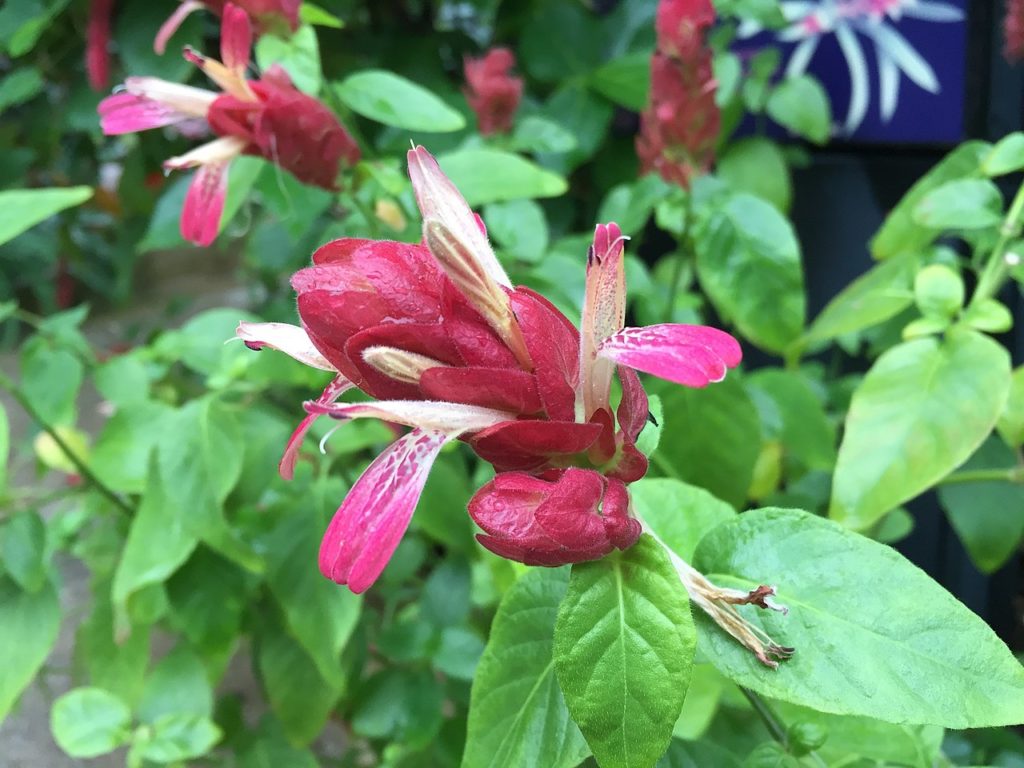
[0,371,134,516]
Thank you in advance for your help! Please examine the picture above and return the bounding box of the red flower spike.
[637,0,720,187]
[1006,0,1024,61]
[241,146,741,590]
[86,0,114,91]
[463,48,523,135]
[98,4,358,246]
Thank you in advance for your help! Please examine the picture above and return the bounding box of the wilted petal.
[221,3,253,73]
[154,0,204,54]
[319,428,448,591]
[180,160,229,246]
[235,321,335,370]
[279,374,354,480]
[306,399,514,436]
[407,145,511,288]
[598,324,742,387]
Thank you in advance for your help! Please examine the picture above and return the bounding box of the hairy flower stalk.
[237,144,788,666]
[97,3,359,245]
[637,0,720,187]
[645,525,794,668]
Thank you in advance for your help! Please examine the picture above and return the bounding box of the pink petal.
[98,92,193,134]
[597,324,742,388]
[235,321,336,371]
[220,3,253,72]
[154,0,203,55]
[406,145,511,288]
[319,428,448,591]
[279,374,353,480]
[180,161,229,246]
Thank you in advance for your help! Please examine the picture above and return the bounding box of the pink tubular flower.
[86,0,114,91]
[154,0,300,55]
[636,0,720,188]
[98,4,359,246]
[463,48,523,135]
[238,145,741,593]
[1006,0,1024,61]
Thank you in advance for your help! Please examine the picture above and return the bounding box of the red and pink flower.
[155,0,300,55]
[636,0,720,187]
[98,3,358,246]
[239,146,741,593]
[463,48,523,136]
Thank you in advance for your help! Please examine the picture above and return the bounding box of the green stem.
[938,467,1024,485]
[740,687,828,768]
[970,180,1024,308]
[0,371,134,516]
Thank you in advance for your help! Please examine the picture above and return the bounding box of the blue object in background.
[736,0,969,144]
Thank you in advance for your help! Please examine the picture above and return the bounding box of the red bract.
[155,0,300,55]
[463,48,523,135]
[636,0,720,188]
[86,0,114,91]
[1006,0,1024,61]
[98,4,358,246]
[239,146,741,593]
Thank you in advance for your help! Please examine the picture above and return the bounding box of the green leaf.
[693,508,1024,727]
[50,687,132,758]
[422,559,471,627]
[718,138,792,213]
[352,668,444,748]
[415,452,477,553]
[746,369,836,470]
[1,510,48,592]
[300,2,344,27]
[802,254,918,346]
[912,178,1003,229]
[138,645,213,723]
[0,577,60,722]
[535,84,613,173]
[90,401,175,493]
[437,149,567,205]
[116,0,202,82]
[112,458,198,620]
[871,142,990,259]
[254,25,322,94]
[766,76,831,144]
[694,193,805,353]
[938,437,1024,573]
[657,738,743,768]
[631,478,736,561]
[264,508,361,688]
[75,583,151,705]
[997,365,1024,447]
[598,175,673,237]
[462,568,589,768]
[519,1,608,82]
[434,627,485,681]
[157,398,258,571]
[830,330,1010,529]
[139,713,222,763]
[20,337,84,426]
[589,52,650,111]
[652,376,762,508]
[511,115,578,154]
[554,535,696,768]
[484,199,549,262]
[0,401,7,494]
[166,548,252,660]
[335,69,465,132]
[0,67,43,111]
[982,132,1024,176]
[258,621,342,745]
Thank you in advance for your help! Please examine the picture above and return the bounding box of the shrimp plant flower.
[98,3,358,246]
[239,146,792,667]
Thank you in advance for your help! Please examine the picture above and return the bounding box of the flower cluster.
[636,0,720,188]
[154,0,300,55]
[463,48,523,135]
[239,146,741,593]
[97,3,358,246]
